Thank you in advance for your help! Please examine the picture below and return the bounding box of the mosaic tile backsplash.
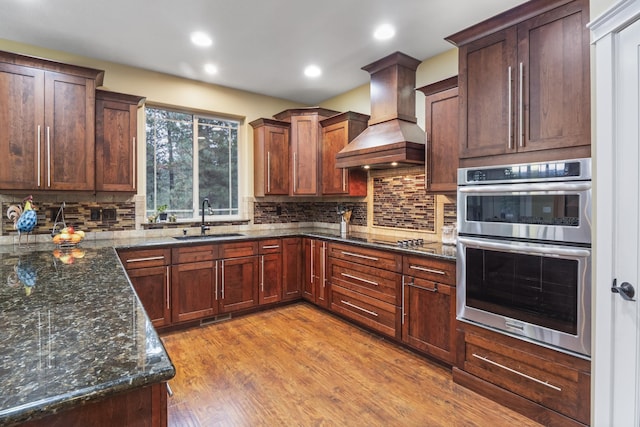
[254,202,367,226]
[2,201,135,236]
[373,172,436,231]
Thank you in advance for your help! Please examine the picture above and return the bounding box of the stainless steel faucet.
[201,198,211,235]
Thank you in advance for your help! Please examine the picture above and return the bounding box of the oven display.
[465,247,578,335]
[466,194,580,226]
[465,160,582,183]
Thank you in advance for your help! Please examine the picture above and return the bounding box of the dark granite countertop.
[112,228,457,261]
[0,245,175,426]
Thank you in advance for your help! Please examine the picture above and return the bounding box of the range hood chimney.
[335,51,426,169]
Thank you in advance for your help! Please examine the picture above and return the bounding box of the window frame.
[144,103,244,223]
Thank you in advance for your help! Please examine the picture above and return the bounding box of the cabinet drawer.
[259,239,282,254]
[327,243,402,272]
[221,241,258,258]
[172,244,219,264]
[331,285,400,339]
[403,256,455,285]
[462,330,590,424]
[118,248,170,269]
[327,257,400,305]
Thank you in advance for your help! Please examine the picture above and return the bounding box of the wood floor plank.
[161,303,542,427]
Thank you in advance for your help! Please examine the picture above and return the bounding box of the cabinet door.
[127,266,171,328]
[314,241,329,308]
[0,63,44,190]
[264,125,289,195]
[171,260,218,323]
[303,238,315,301]
[517,0,590,153]
[220,256,259,313]
[260,253,282,305]
[290,114,319,195]
[95,96,138,192]
[44,71,96,190]
[425,86,459,193]
[402,277,456,364]
[459,28,517,159]
[320,118,367,196]
[282,237,302,301]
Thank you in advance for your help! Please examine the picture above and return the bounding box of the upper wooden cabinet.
[0,51,104,191]
[95,90,145,192]
[273,107,339,196]
[250,118,290,196]
[319,112,368,197]
[447,0,590,167]
[417,77,459,193]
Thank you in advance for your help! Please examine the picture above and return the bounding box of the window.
[146,107,239,220]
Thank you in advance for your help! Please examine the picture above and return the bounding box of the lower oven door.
[456,236,591,358]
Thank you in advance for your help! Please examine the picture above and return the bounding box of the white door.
[592,6,640,425]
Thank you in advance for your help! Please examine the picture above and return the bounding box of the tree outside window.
[146,107,239,220]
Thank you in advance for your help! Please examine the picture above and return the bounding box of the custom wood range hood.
[335,51,426,170]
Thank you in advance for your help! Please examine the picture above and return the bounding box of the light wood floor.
[161,303,542,427]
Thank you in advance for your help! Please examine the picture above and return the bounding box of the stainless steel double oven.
[456,158,591,358]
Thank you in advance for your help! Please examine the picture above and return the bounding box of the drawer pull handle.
[341,300,378,317]
[409,282,437,293]
[341,251,378,261]
[472,353,562,392]
[127,256,165,263]
[410,265,445,275]
[341,273,378,286]
[261,245,280,249]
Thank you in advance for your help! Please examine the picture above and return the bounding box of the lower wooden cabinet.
[171,260,218,323]
[402,256,457,364]
[303,238,328,308]
[118,248,171,328]
[454,322,591,426]
[259,239,282,305]
[282,237,302,301]
[220,256,259,313]
[127,266,171,328]
[331,284,401,339]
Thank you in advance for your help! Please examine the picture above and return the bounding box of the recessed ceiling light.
[191,31,212,47]
[374,24,395,40]
[204,63,218,74]
[304,65,322,78]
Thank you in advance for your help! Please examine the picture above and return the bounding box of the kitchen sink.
[173,233,244,240]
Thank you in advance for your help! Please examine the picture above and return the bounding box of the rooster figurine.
[6,196,38,244]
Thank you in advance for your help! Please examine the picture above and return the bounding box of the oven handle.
[458,236,591,258]
[458,182,591,193]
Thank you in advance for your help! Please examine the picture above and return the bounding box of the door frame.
[590,0,640,424]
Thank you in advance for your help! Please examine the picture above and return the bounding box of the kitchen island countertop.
[0,245,175,426]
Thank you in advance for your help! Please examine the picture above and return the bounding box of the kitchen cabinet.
[282,237,302,301]
[259,239,282,305]
[95,90,145,192]
[402,255,456,364]
[327,242,402,339]
[303,238,328,307]
[417,77,459,193]
[0,51,104,191]
[454,322,590,426]
[447,0,590,167]
[118,248,171,328]
[171,244,220,323]
[273,107,339,196]
[250,118,290,196]
[219,241,259,313]
[319,112,368,196]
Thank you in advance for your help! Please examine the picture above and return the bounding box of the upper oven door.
[457,181,592,244]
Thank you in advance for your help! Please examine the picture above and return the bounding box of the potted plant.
[157,205,168,221]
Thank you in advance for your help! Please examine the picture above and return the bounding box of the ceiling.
[0,0,528,105]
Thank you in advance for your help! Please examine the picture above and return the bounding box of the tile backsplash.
[254,202,367,226]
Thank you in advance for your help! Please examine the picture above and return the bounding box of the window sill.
[142,218,250,230]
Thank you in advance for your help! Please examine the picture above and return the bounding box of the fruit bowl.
[52,227,85,247]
